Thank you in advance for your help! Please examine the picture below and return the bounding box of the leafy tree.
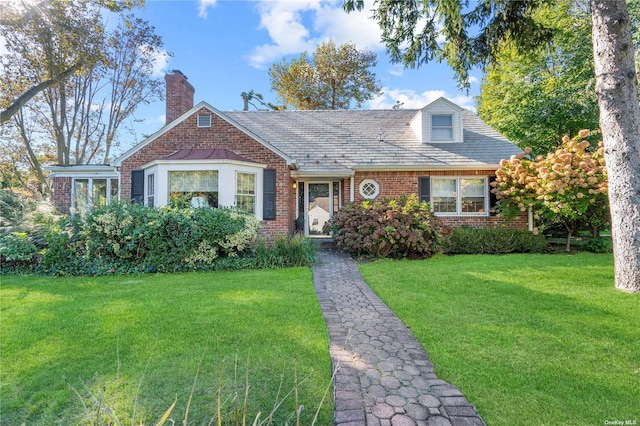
[0,0,143,125]
[269,39,382,110]
[1,1,166,193]
[345,0,640,291]
[477,1,600,156]
[493,132,608,251]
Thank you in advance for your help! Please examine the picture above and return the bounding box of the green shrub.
[444,227,548,254]
[253,235,318,268]
[37,219,84,275]
[76,203,261,273]
[0,233,38,271]
[329,194,449,259]
[583,237,611,253]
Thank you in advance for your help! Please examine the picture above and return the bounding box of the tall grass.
[253,235,317,268]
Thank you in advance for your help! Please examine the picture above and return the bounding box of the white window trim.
[359,179,380,199]
[146,173,155,207]
[235,171,257,214]
[430,176,488,217]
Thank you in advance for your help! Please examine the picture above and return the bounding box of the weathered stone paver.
[312,247,485,426]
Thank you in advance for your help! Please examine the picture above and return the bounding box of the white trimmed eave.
[45,164,119,178]
[353,164,500,172]
[113,101,296,168]
[290,169,355,179]
[141,158,267,169]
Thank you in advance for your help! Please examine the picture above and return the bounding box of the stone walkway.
[312,247,486,426]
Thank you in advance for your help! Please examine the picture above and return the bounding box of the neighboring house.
[47,70,528,239]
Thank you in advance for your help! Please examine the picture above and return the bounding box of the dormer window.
[410,97,464,143]
[197,114,212,128]
[431,114,454,140]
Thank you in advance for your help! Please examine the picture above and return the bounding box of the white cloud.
[389,67,404,77]
[468,76,479,84]
[246,0,383,69]
[149,48,171,77]
[247,1,319,68]
[312,0,382,50]
[198,0,217,18]
[368,87,475,111]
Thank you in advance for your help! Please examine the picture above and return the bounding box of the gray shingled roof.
[223,108,522,173]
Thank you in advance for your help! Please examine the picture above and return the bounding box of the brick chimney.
[165,70,195,124]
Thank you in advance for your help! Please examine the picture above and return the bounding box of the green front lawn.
[360,253,640,426]
[0,269,332,425]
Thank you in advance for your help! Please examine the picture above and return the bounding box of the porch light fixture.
[292,182,297,189]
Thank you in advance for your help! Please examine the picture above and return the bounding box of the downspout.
[528,207,534,232]
[350,176,354,202]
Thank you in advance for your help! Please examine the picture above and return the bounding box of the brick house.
[47,70,528,239]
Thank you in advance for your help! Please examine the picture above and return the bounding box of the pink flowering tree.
[493,131,609,251]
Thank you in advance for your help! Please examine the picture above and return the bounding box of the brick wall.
[51,177,72,215]
[351,170,528,230]
[120,107,294,238]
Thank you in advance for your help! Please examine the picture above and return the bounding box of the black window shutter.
[488,176,498,215]
[263,169,276,220]
[131,170,144,204]
[419,176,430,203]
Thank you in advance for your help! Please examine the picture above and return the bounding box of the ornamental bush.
[444,227,548,254]
[493,131,608,251]
[78,203,261,273]
[330,194,449,259]
[0,233,39,271]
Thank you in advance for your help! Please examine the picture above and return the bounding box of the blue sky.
[131,0,482,139]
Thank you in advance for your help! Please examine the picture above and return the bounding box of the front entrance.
[297,181,341,238]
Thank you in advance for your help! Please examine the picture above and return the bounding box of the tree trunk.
[565,228,573,253]
[591,0,640,292]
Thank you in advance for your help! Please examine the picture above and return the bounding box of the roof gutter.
[290,169,355,179]
[353,164,500,172]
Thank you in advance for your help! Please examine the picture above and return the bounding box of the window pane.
[432,179,457,213]
[73,179,89,215]
[432,127,453,140]
[110,179,119,200]
[432,114,452,126]
[92,179,107,207]
[169,171,219,208]
[462,179,484,197]
[236,173,255,195]
[462,179,486,213]
[169,171,218,192]
[147,174,155,208]
[432,179,456,196]
[236,195,255,214]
